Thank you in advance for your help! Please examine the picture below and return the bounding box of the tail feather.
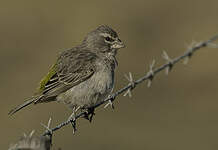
[8,96,40,115]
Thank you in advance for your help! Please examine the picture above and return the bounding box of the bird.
[8,25,125,123]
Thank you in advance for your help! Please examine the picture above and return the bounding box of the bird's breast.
[91,67,114,94]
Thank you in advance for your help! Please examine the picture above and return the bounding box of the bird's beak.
[111,39,125,49]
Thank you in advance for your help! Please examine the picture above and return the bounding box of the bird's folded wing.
[35,49,96,103]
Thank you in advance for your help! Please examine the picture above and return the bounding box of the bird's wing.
[35,48,96,103]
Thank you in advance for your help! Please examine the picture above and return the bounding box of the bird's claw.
[70,120,77,134]
[83,108,95,123]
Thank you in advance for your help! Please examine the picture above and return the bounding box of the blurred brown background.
[1,0,218,149]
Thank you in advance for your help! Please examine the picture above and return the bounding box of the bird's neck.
[97,50,118,70]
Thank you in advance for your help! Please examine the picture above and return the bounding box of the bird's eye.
[105,36,114,42]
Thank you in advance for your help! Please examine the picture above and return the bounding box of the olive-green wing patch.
[37,63,57,93]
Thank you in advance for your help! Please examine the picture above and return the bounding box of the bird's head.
[82,25,125,55]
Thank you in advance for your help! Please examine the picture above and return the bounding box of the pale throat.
[106,49,118,68]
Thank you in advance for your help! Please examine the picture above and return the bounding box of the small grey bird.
[9,25,125,121]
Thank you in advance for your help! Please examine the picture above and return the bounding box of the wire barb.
[147,60,155,87]
[104,100,115,109]
[183,41,197,64]
[40,117,53,146]
[123,72,135,98]
[68,106,80,134]
[162,51,173,75]
[104,94,116,109]
[41,118,53,136]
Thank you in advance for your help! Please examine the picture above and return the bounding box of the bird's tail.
[8,96,41,115]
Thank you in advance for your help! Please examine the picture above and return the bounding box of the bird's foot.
[83,107,95,123]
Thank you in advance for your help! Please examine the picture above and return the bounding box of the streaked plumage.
[9,25,125,115]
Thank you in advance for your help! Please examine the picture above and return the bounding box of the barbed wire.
[36,35,218,136]
[9,35,218,150]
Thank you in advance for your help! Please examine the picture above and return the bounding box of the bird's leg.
[83,109,89,121]
[88,107,95,123]
[68,106,80,134]
[83,107,95,123]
